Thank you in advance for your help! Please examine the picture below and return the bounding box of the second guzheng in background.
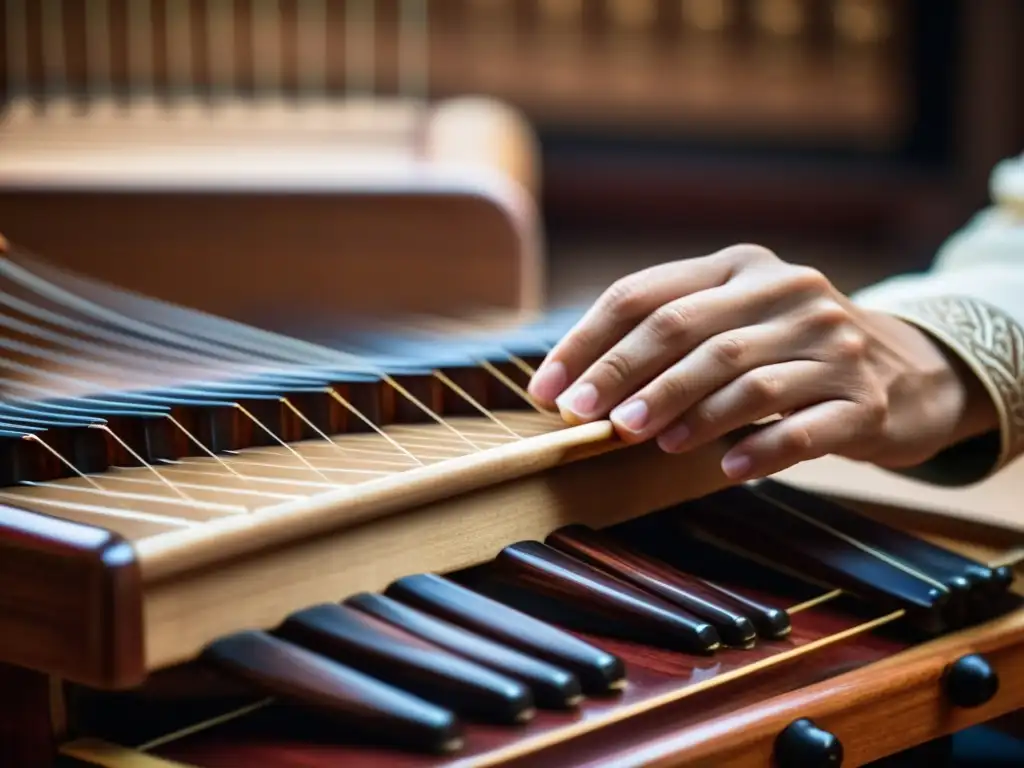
[0,0,544,322]
[0,232,1020,767]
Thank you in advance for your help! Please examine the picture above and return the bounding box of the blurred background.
[2,0,1022,309]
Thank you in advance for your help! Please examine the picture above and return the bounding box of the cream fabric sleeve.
[851,153,1024,484]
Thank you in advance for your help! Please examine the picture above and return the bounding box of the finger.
[650,359,835,451]
[528,250,745,405]
[555,282,781,422]
[607,323,808,440]
[717,399,880,480]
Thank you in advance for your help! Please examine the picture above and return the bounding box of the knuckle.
[830,327,868,360]
[861,388,889,425]
[689,400,718,430]
[807,298,851,330]
[779,426,814,455]
[710,335,747,366]
[648,302,692,344]
[600,276,648,318]
[595,350,634,385]
[744,371,781,404]
[659,375,694,409]
[784,265,832,295]
[723,243,779,267]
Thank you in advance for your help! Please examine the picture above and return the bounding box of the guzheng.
[0,0,911,146]
[0,233,1022,768]
[0,0,543,322]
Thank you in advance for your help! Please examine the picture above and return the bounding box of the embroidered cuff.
[885,295,1024,483]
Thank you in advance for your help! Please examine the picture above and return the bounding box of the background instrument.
[0,0,544,321]
[3,1,1023,309]
[0,234,1022,767]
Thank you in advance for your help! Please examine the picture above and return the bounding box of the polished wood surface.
[37,485,1023,768]
[546,523,776,645]
[345,592,584,711]
[0,504,143,689]
[679,486,950,630]
[201,630,464,755]
[275,602,535,725]
[385,573,626,696]
[466,540,722,654]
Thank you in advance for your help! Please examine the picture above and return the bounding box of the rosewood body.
[0,504,144,689]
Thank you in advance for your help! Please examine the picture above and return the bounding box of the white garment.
[851,152,1024,483]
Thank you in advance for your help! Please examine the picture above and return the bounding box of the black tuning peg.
[943,654,999,708]
[773,718,843,767]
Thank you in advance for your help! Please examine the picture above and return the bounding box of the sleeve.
[849,153,1024,485]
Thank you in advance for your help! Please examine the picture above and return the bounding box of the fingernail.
[556,382,599,418]
[722,453,752,479]
[611,399,648,432]
[657,422,691,453]
[529,361,568,402]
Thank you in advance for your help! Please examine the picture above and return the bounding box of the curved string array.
[0,239,593,539]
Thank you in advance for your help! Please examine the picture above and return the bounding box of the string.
[233,404,336,485]
[745,484,950,594]
[0,370,250,483]
[5,0,27,104]
[326,389,424,465]
[253,0,281,97]
[345,0,375,96]
[207,0,235,101]
[90,425,194,503]
[398,0,429,100]
[24,434,106,491]
[128,0,153,99]
[0,490,199,528]
[86,0,111,101]
[84,473,302,503]
[787,589,843,614]
[381,374,484,452]
[298,0,328,98]
[163,413,244,478]
[0,254,496,457]
[166,0,192,99]
[21,479,249,516]
[42,0,66,102]
[477,360,546,413]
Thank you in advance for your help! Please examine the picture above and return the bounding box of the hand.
[528,245,998,480]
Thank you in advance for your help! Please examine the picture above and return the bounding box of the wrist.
[869,295,1022,483]
[854,307,998,469]
[926,330,1000,445]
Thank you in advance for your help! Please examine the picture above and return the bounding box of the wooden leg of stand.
[0,662,57,767]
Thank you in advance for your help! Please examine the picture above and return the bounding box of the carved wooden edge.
[0,504,145,690]
[422,96,546,313]
[888,295,1024,478]
[600,606,1024,767]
